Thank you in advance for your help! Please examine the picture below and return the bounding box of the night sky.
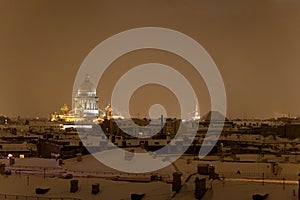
[1,0,300,119]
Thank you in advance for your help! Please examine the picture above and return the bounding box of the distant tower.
[193,100,200,120]
[74,74,99,117]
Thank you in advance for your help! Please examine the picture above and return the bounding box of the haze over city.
[1,0,300,119]
[2,2,300,200]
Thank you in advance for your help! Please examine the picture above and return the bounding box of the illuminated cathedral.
[74,75,99,117]
[51,75,123,122]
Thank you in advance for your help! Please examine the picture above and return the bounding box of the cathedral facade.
[51,74,123,122]
[51,75,99,122]
[74,75,99,117]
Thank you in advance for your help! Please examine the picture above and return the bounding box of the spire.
[193,99,200,120]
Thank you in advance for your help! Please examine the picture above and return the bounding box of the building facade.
[74,75,99,117]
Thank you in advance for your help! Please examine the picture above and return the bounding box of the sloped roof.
[200,111,229,122]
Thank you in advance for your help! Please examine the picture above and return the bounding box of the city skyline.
[1,1,300,119]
